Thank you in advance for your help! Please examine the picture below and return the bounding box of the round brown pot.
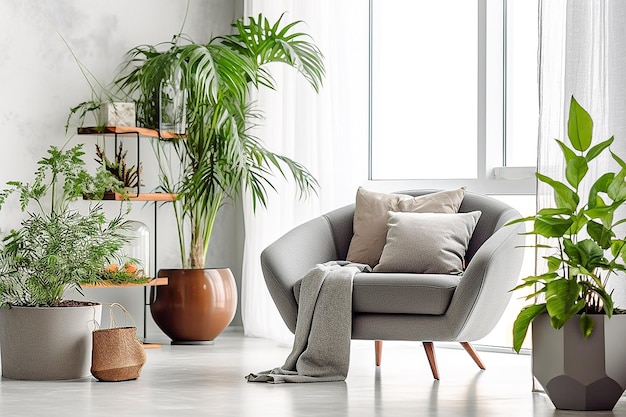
[150,268,237,343]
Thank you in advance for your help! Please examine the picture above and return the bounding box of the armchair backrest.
[322,190,521,266]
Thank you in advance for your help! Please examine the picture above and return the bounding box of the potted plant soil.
[0,144,135,380]
[509,96,626,410]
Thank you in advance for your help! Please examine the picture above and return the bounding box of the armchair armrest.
[445,222,526,341]
[260,216,340,332]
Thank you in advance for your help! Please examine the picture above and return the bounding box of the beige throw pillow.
[373,211,482,274]
[346,187,465,267]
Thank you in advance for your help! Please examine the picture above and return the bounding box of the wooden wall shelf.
[77,126,185,140]
[82,277,168,288]
[100,192,176,202]
[77,124,175,342]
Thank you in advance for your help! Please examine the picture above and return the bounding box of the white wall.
[0,0,245,339]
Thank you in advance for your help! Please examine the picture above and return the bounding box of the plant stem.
[202,191,222,266]
[173,197,187,268]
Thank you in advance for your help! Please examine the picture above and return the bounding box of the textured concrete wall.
[0,0,244,339]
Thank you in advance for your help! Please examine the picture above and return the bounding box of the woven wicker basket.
[91,304,146,382]
[91,326,146,382]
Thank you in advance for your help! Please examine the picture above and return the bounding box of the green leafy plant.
[0,145,137,307]
[509,96,626,353]
[115,14,325,268]
[95,143,143,190]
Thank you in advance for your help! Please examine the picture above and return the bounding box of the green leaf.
[564,238,606,271]
[545,278,581,326]
[568,96,593,152]
[567,210,588,234]
[510,280,536,292]
[532,216,573,238]
[536,172,579,211]
[545,256,562,272]
[611,239,626,260]
[579,313,594,338]
[587,220,613,249]
[608,169,626,201]
[586,136,614,162]
[579,239,607,269]
[565,156,588,188]
[614,218,626,228]
[612,150,626,170]
[512,304,547,353]
[585,282,615,316]
[584,204,615,223]
[588,172,614,209]
[537,207,573,216]
[555,139,577,163]
[515,272,558,287]
[505,215,536,226]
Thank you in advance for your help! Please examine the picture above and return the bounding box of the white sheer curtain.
[538,0,626,302]
[240,1,369,343]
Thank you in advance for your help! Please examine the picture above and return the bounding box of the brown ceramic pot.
[150,268,237,343]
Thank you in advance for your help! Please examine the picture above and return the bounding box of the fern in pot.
[113,14,325,342]
[0,144,134,380]
[509,96,626,411]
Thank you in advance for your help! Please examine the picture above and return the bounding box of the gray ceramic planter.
[532,313,626,411]
[0,304,102,380]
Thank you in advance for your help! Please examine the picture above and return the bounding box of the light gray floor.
[0,331,624,417]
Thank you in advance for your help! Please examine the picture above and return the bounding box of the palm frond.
[114,14,325,267]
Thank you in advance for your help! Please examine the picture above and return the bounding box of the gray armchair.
[260,190,525,379]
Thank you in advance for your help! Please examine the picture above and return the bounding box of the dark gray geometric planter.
[532,313,626,411]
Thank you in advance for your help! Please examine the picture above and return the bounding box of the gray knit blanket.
[246,261,371,383]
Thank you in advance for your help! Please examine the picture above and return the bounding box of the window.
[368,0,539,350]
[369,0,538,193]
[370,0,478,180]
[504,0,539,167]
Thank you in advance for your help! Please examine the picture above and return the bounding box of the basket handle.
[108,302,137,329]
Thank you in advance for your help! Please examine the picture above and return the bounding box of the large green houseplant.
[0,144,136,379]
[111,13,324,343]
[115,14,324,269]
[509,96,626,410]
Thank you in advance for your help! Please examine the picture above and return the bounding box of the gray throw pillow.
[373,211,482,274]
[346,188,465,267]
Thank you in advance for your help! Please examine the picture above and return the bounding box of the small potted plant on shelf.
[0,144,137,380]
[95,142,143,196]
[509,96,626,411]
[61,34,135,132]
[65,74,135,132]
[113,14,325,343]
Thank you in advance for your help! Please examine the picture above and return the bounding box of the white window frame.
[367,0,536,196]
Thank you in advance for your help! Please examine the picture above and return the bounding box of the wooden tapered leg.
[423,342,440,380]
[460,342,486,370]
[375,340,383,366]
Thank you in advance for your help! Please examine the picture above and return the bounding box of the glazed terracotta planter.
[150,268,237,343]
[0,304,102,380]
[532,313,626,411]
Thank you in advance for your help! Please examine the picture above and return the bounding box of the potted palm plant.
[114,14,324,343]
[509,96,626,411]
[0,144,135,380]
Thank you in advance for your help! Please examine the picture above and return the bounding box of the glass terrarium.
[121,220,150,278]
